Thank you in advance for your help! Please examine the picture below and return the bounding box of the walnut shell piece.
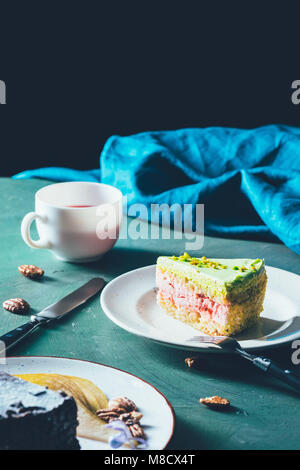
[108,397,137,412]
[200,395,230,410]
[18,264,44,279]
[3,298,30,314]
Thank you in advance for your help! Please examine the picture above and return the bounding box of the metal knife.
[0,278,105,355]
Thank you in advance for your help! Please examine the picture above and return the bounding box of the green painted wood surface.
[1,177,300,450]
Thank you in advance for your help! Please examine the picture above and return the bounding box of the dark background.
[0,2,299,176]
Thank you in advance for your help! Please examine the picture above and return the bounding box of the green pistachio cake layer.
[157,253,266,304]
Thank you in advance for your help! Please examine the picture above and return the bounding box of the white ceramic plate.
[101,265,300,352]
[3,356,174,450]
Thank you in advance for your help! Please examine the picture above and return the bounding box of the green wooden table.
[1,177,300,450]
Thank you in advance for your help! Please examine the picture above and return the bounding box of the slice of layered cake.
[0,371,80,450]
[156,253,267,336]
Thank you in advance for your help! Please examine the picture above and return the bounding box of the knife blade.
[0,277,105,355]
[34,277,105,321]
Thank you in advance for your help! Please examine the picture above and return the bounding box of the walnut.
[108,397,137,412]
[200,395,230,410]
[96,410,121,422]
[129,423,146,439]
[185,356,201,368]
[98,396,145,439]
[18,264,44,279]
[3,298,30,314]
[119,411,143,424]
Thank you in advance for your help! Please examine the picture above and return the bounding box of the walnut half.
[200,395,230,410]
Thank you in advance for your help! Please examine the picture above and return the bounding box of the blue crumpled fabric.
[13,125,300,255]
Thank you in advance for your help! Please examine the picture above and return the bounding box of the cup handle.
[21,212,51,249]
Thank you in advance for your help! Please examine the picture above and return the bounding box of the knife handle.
[0,318,43,354]
[252,356,300,392]
[267,362,300,391]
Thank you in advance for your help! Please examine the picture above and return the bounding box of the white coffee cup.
[21,182,123,262]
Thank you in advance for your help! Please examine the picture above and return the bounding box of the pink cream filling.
[156,268,230,326]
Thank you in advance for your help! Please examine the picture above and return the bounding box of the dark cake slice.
[0,371,80,450]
